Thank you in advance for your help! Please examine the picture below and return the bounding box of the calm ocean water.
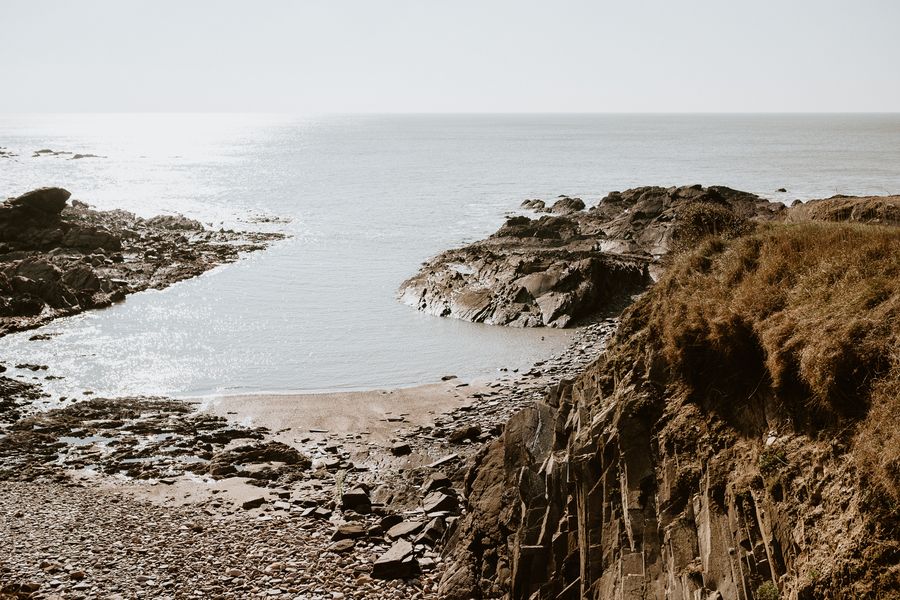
[1,114,899,399]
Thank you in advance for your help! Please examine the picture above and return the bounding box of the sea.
[1,113,899,400]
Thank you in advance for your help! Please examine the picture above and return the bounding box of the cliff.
[436,197,900,599]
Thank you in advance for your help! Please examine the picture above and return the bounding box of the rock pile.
[0,397,316,485]
[0,481,441,600]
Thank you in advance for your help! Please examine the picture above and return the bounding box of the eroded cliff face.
[437,216,900,600]
[440,354,889,599]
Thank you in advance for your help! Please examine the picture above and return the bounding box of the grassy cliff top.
[619,197,900,507]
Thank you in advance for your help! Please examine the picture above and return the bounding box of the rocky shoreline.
[3,185,899,599]
[398,185,784,328]
[0,187,284,337]
[0,315,618,599]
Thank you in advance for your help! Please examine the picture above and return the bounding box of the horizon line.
[2,110,899,116]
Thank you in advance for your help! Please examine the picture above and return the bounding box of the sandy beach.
[197,381,482,443]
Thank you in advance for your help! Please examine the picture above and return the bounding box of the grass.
[788,195,900,226]
[670,201,754,252]
[756,581,781,600]
[621,219,900,505]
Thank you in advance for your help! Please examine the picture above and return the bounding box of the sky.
[2,0,899,113]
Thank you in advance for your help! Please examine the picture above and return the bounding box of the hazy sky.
[2,0,899,112]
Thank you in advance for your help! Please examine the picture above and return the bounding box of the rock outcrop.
[0,187,284,336]
[437,219,900,599]
[399,185,786,328]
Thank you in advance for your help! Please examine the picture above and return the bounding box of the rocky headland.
[0,187,283,337]
[399,185,785,328]
[3,185,900,600]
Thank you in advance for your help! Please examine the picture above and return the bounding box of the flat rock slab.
[241,497,266,510]
[372,540,418,580]
[327,539,355,553]
[422,490,458,514]
[390,442,412,456]
[427,454,459,468]
[331,523,367,541]
[341,487,371,512]
[422,472,452,493]
[386,520,425,540]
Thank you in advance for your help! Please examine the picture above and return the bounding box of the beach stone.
[341,486,372,513]
[413,517,447,547]
[422,472,452,492]
[390,442,411,456]
[380,514,404,530]
[371,540,418,580]
[447,424,481,443]
[241,497,266,510]
[386,520,425,540]
[327,539,355,553]
[423,490,458,514]
[331,523,366,541]
[427,454,459,468]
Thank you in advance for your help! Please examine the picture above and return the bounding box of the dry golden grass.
[629,221,900,504]
[669,201,754,252]
[788,195,900,226]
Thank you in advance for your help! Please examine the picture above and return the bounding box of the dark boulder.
[550,196,585,214]
[8,187,70,216]
[372,540,418,580]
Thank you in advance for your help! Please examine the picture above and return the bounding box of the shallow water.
[1,114,899,398]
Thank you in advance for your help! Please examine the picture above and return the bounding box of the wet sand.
[195,380,486,443]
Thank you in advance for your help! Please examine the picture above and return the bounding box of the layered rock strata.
[436,201,900,599]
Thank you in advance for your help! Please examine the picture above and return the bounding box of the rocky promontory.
[0,187,284,336]
[399,185,786,328]
[435,194,900,599]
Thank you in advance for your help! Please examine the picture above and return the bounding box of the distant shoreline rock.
[399,184,787,328]
[0,186,286,336]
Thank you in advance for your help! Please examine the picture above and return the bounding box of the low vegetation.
[623,207,900,506]
[670,201,754,252]
[602,206,900,594]
[756,581,781,600]
[639,220,900,504]
[788,194,900,226]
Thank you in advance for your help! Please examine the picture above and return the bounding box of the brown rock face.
[438,220,900,599]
